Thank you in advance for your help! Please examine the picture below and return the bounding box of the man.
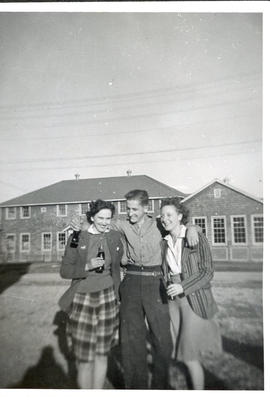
[71,190,198,389]
[112,190,198,389]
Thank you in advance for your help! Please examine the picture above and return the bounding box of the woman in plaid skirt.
[160,197,222,390]
[60,199,123,389]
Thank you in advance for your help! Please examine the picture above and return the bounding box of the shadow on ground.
[0,263,31,295]
[222,336,264,370]
[8,310,124,389]
[7,311,263,389]
[8,345,75,389]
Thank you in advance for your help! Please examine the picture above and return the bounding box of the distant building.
[183,179,263,263]
[0,176,263,265]
[0,175,185,263]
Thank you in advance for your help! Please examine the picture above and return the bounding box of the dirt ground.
[0,268,264,390]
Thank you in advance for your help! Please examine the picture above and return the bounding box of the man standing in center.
[113,189,198,389]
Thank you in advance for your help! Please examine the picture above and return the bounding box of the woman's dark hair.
[160,197,189,225]
[124,189,149,206]
[86,199,115,224]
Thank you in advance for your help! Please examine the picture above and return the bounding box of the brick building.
[0,176,263,265]
[0,175,185,263]
[182,179,263,263]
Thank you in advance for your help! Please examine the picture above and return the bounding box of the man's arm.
[110,219,126,234]
[60,235,88,280]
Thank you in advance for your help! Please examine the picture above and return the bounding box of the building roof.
[0,175,186,207]
[182,179,263,204]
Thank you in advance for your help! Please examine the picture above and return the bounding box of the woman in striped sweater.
[160,197,222,390]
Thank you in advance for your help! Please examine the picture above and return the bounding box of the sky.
[0,11,263,203]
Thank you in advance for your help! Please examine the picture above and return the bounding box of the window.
[41,207,47,213]
[214,188,221,198]
[147,200,154,213]
[231,216,247,244]
[57,204,67,217]
[252,215,263,244]
[6,234,16,252]
[193,217,207,235]
[119,201,127,214]
[42,233,52,251]
[80,203,89,215]
[57,232,66,250]
[20,233,30,252]
[6,207,16,220]
[212,216,226,245]
[20,206,31,219]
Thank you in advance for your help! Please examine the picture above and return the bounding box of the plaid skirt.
[67,286,119,362]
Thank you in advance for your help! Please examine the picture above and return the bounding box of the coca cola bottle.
[167,279,175,301]
[70,230,81,248]
[95,243,105,273]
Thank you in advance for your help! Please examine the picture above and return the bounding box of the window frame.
[20,233,31,252]
[42,232,53,251]
[251,214,264,245]
[231,215,247,246]
[57,204,67,217]
[214,188,222,199]
[20,206,31,219]
[147,199,155,213]
[6,207,16,220]
[192,216,208,237]
[211,216,227,246]
[57,232,67,251]
[80,203,89,215]
[6,233,16,252]
[118,201,127,214]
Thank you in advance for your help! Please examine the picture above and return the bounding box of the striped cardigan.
[161,232,218,319]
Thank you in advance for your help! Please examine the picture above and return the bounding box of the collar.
[164,224,186,241]
[129,214,152,228]
[88,224,110,235]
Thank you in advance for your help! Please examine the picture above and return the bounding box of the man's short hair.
[125,189,149,206]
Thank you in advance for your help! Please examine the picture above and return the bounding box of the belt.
[125,270,163,277]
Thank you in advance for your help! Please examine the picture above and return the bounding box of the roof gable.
[0,175,185,207]
[182,179,263,205]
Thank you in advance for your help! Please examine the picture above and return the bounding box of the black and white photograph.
[0,1,267,393]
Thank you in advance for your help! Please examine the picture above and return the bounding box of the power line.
[0,71,260,113]
[0,146,261,173]
[0,76,260,122]
[0,112,256,142]
[0,179,25,192]
[0,95,260,132]
[1,139,261,166]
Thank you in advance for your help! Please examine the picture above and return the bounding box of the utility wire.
[0,112,256,142]
[1,139,261,166]
[0,76,260,121]
[0,95,260,132]
[0,146,261,173]
[0,71,260,113]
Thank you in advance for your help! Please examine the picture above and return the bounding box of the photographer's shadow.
[53,310,78,388]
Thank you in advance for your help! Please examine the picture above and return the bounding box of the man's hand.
[70,218,81,231]
[167,283,183,297]
[85,258,105,271]
[186,225,199,246]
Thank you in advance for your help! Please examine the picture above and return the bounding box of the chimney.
[75,173,80,181]
[126,170,132,177]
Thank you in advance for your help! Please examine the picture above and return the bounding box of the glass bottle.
[167,279,175,301]
[95,242,105,273]
[70,230,81,248]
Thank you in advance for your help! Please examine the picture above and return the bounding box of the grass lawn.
[181,271,263,390]
[0,269,264,390]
